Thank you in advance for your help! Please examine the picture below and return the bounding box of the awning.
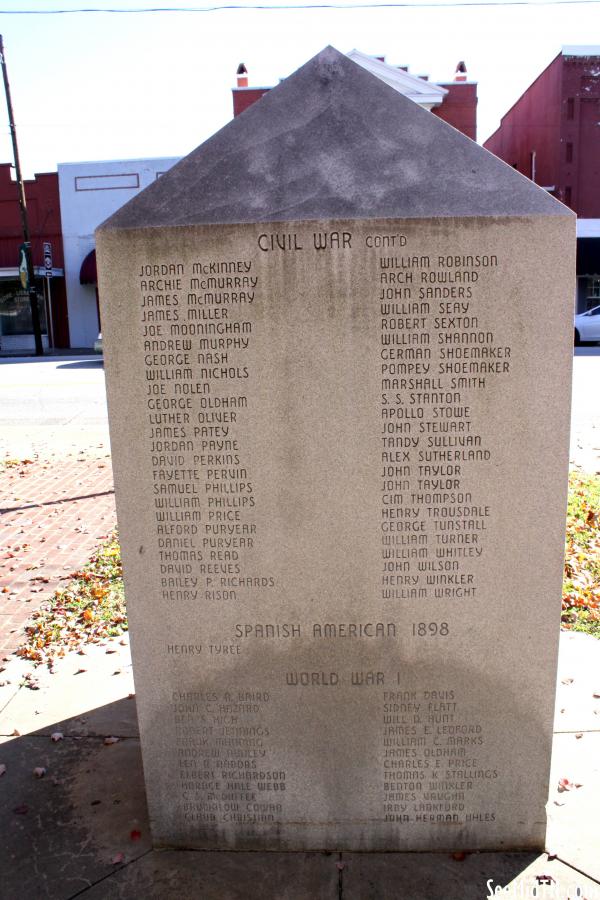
[577,238,600,276]
[80,249,97,285]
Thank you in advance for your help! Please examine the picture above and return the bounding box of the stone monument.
[96,47,574,852]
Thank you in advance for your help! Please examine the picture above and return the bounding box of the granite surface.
[97,211,574,850]
[99,47,569,231]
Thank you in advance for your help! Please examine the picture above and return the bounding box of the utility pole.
[0,34,43,355]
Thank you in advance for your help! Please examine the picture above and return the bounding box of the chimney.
[236,62,248,88]
[454,61,467,82]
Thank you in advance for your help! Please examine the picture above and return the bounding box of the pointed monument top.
[100,46,570,232]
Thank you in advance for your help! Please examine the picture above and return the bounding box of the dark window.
[0,283,47,336]
[566,142,573,163]
[567,97,575,119]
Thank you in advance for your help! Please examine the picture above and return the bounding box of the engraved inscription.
[108,217,564,848]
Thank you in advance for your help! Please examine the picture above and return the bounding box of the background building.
[233,50,478,140]
[0,164,66,353]
[58,157,179,348]
[484,47,600,312]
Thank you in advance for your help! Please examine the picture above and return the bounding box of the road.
[0,355,110,459]
[571,345,600,472]
[0,350,599,470]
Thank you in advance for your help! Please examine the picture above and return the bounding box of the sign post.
[0,35,43,355]
[44,242,54,349]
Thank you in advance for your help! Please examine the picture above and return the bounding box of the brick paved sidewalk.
[0,456,116,654]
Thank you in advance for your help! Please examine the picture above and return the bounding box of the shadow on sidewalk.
[0,353,101,365]
[1,487,115,515]
[0,697,150,899]
[574,344,600,356]
[0,694,553,900]
[56,360,105,370]
[2,631,599,898]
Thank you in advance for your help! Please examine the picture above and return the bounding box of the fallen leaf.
[452,851,467,861]
[575,732,584,739]
[0,764,6,777]
[33,767,46,778]
[111,852,124,865]
[50,732,64,743]
[557,778,572,792]
[130,829,142,841]
[104,736,120,746]
[561,677,574,685]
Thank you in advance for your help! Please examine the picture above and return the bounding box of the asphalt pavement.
[571,345,600,473]
[0,355,110,460]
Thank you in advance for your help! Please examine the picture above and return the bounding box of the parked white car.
[574,305,600,344]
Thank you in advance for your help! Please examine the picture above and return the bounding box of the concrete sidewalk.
[0,355,110,463]
[1,632,599,899]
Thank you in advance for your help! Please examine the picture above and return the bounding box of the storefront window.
[0,280,47,337]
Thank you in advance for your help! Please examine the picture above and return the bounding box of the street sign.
[43,241,52,279]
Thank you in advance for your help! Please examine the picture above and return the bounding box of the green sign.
[18,243,28,290]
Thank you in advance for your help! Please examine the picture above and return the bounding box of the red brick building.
[233,51,478,140]
[484,48,600,312]
[0,164,68,351]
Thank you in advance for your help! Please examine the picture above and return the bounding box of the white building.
[56,52,474,349]
[58,157,179,348]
